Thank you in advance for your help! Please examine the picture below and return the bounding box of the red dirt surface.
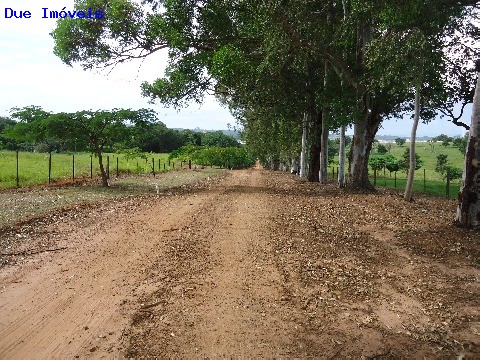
[0,168,478,358]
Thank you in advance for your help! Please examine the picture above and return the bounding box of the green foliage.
[452,134,468,156]
[368,155,387,171]
[170,146,255,169]
[385,154,400,173]
[0,117,19,150]
[395,138,406,147]
[376,144,388,155]
[398,148,424,172]
[445,166,462,181]
[201,131,239,148]
[435,154,449,175]
[435,153,462,180]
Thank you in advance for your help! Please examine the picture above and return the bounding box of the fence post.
[169,159,171,167]
[107,156,110,179]
[446,168,450,198]
[16,150,19,188]
[48,152,52,184]
[72,154,75,181]
[189,160,192,170]
[394,171,397,189]
[173,162,175,170]
[90,155,93,179]
[158,159,160,171]
[152,158,155,177]
[424,169,426,193]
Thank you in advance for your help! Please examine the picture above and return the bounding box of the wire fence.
[0,151,198,189]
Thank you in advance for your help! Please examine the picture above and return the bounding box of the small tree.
[385,154,400,175]
[377,144,388,154]
[435,154,449,176]
[395,138,406,147]
[435,154,462,181]
[368,155,387,186]
[398,148,423,173]
[452,133,468,156]
[442,138,452,147]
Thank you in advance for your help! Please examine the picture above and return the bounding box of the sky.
[0,0,472,137]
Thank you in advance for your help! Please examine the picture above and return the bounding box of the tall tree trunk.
[300,113,308,178]
[338,124,346,188]
[404,88,421,202]
[456,67,480,228]
[349,101,381,190]
[348,21,380,190]
[307,111,322,182]
[320,123,329,184]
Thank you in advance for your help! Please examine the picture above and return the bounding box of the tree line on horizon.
[0,106,240,154]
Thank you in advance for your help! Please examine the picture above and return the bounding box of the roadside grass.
[0,151,180,189]
[0,168,225,230]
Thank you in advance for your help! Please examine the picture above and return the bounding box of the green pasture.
[330,141,465,198]
[0,151,181,188]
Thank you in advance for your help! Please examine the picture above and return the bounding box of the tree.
[376,144,388,155]
[452,134,468,155]
[395,138,406,147]
[435,154,450,176]
[51,0,476,191]
[456,62,479,228]
[405,87,421,202]
[201,131,239,148]
[442,138,452,147]
[385,155,400,174]
[398,148,423,173]
[7,107,157,187]
[4,106,54,151]
[0,117,18,150]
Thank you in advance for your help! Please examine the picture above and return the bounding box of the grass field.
[329,141,465,199]
[374,141,464,198]
[1,142,466,198]
[0,151,188,189]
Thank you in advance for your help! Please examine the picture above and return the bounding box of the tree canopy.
[51,0,479,189]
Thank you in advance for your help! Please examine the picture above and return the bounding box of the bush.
[377,144,388,154]
[385,154,400,173]
[170,146,255,169]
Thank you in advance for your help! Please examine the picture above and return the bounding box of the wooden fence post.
[107,156,110,179]
[90,155,93,179]
[189,160,192,169]
[116,157,119,177]
[446,168,450,198]
[72,154,75,181]
[48,152,52,184]
[394,171,397,189]
[424,169,426,193]
[16,150,19,188]
[152,158,155,177]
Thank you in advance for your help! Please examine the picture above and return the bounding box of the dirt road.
[0,168,478,358]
